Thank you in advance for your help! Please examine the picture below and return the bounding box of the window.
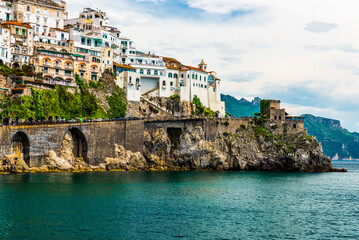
[36,17,40,24]
[195,74,198,80]
[92,74,97,81]
[279,116,282,120]
[205,85,207,88]
[56,20,59,28]
[181,74,184,78]
[129,77,132,84]
[204,77,206,82]
[200,76,202,81]
[56,69,59,75]
[293,124,297,129]
[44,67,48,73]
[61,33,64,40]
[15,28,19,35]
[22,29,26,36]
[26,6,30,12]
[168,73,172,78]
[154,70,158,75]
[136,78,140,85]
[108,51,111,57]
[174,73,178,78]
[201,84,203,88]
[274,116,277,120]
[57,11,60,17]
[192,74,194,79]
[193,83,195,87]
[213,88,216,92]
[87,39,91,46]
[170,82,173,86]
[140,69,144,74]
[147,69,151,75]
[187,74,190,78]
[44,18,47,25]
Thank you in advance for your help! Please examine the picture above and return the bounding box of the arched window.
[168,73,173,78]
[154,70,158,75]
[174,73,178,78]
[140,69,144,74]
[147,69,151,75]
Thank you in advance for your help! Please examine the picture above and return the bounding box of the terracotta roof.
[185,65,207,73]
[1,21,32,29]
[51,28,68,32]
[113,63,136,70]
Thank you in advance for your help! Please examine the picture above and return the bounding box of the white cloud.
[66,0,359,132]
[304,21,338,33]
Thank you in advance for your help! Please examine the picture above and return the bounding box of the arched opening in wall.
[12,63,20,69]
[167,128,182,149]
[0,59,4,66]
[67,128,88,163]
[11,131,30,166]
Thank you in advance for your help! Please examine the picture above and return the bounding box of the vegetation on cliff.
[192,95,216,117]
[0,70,127,122]
[222,94,359,160]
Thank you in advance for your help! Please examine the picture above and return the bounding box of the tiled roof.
[1,21,32,29]
[113,63,136,70]
[185,65,207,73]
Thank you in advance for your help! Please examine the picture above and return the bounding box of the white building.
[0,24,11,65]
[114,63,141,104]
[0,0,12,22]
[128,51,167,98]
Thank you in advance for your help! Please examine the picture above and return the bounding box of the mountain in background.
[302,114,359,160]
[221,94,359,160]
[221,94,260,117]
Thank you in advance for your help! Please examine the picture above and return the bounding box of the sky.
[67,0,359,132]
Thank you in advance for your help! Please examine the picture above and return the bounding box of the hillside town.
[0,0,225,117]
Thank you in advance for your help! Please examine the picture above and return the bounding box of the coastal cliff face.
[143,124,334,172]
[0,119,341,173]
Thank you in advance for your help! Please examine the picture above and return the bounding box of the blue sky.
[67,0,359,132]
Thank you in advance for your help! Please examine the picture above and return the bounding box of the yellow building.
[7,0,67,35]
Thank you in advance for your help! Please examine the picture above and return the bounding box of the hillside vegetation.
[0,70,127,122]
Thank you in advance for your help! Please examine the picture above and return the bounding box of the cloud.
[65,0,359,132]
[304,21,338,33]
[226,71,263,83]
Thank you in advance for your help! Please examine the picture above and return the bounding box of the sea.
[0,161,358,239]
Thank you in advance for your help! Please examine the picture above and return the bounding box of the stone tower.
[198,59,207,71]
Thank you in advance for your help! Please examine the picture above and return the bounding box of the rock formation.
[0,119,346,173]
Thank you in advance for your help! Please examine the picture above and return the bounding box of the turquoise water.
[0,162,358,239]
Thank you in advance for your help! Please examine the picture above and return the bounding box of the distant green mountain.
[302,114,359,160]
[221,94,260,117]
[222,94,359,159]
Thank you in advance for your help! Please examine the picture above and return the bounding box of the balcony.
[79,66,87,71]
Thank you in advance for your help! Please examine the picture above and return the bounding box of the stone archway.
[63,128,88,163]
[11,131,30,166]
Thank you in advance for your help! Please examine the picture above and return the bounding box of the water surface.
[0,161,358,239]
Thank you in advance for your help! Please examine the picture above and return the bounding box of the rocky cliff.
[143,123,341,172]
[0,118,345,173]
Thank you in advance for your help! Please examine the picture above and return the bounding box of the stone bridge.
[0,120,144,167]
[0,117,251,167]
